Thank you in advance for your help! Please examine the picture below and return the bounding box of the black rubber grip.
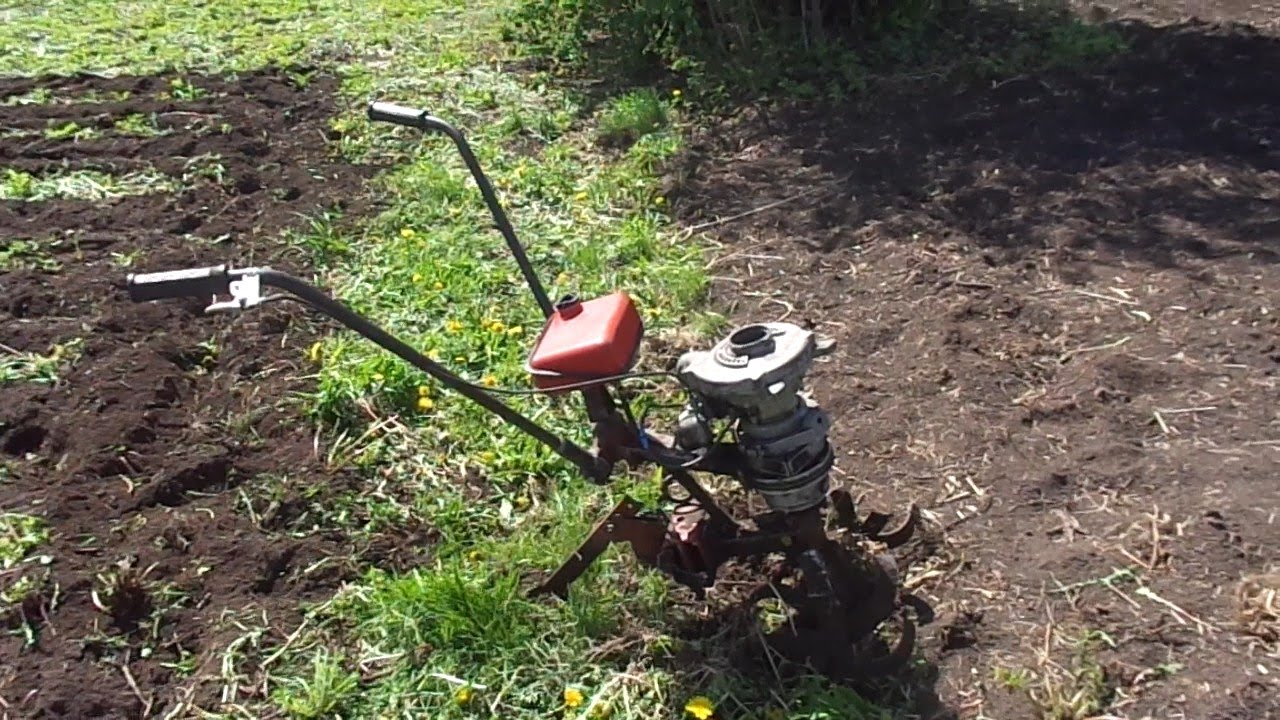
[367,101,427,128]
[126,265,231,301]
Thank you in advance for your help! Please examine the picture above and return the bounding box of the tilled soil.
[674,6,1279,720]
[0,70,428,718]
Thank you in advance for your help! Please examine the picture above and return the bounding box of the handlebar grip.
[367,101,428,128]
[126,265,232,302]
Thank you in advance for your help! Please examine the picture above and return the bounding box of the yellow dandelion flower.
[574,190,589,202]
[417,396,435,411]
[672,88,682,97]
[563,687,584,708]
[446,319,463,333]
[433,281,445,291]
[684,696,715,720]
[654,196,666,206]
[507,326,524,336]
[479,451,496,464]
[488,320,505,333]
[453,686,474,706]
[428,349,442,361]
[412,272,422,283]
[372,373,384,382]
[400,227,415,239]
[514,495,530,510]
[467,549,483,561]
[481,375,498,387]
[418,385,431,396]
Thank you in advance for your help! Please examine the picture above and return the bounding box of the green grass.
[597,89,670,147]
[1,512,51,637]
[0,340,82,386]
[0,513,47,571]
[114,112,169,137]
[42,120,101,141]
[0,87,132,106]
[0,167,178,201]
[0,239,62,272]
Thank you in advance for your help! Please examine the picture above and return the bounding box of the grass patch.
[0,340,83,386]
[114,112,169,137]
[42,120,101,141]
[994,628,1121,720]
[0,239,61,272]
[0,0,478,76]
[0,167,179,202]
[0,513,48,571]
[597,88,669,147]
[1,512,52,643]
[0,87,132,106]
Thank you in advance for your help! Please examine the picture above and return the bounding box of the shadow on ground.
[673,14,1280,269]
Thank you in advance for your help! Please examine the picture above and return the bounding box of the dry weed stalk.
[1236,571,1280,644]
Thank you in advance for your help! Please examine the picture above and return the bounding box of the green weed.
[2,87,54,105]
[0,340,83,386]
[0,513,48,570]
[166,77,207,100]
[994,665,1033,691]
[271,649,360,719]
[0,239,61,272]
[0,167,178,202]
[0,87,132,106]
[114,113,168,137]
[0,512,51,643]
[597,88,669,147]
[43,120,100,141]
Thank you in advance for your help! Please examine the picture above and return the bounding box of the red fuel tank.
[526,292,643,390]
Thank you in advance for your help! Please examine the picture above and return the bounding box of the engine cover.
[675,322,837,513]
[675,322,834,424]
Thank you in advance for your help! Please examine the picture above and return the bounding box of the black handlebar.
[125,265,615,484]
[127,265,233,301]
[367,101,430,128]
[365,99,555,318]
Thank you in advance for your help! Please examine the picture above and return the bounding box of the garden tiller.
[123,101,931,677]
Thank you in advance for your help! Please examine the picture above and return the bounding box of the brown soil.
[673,3,1279,719]
[0,70,427,718]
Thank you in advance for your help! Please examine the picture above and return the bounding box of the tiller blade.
[743,505,926,679]
[530,497,667,599]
